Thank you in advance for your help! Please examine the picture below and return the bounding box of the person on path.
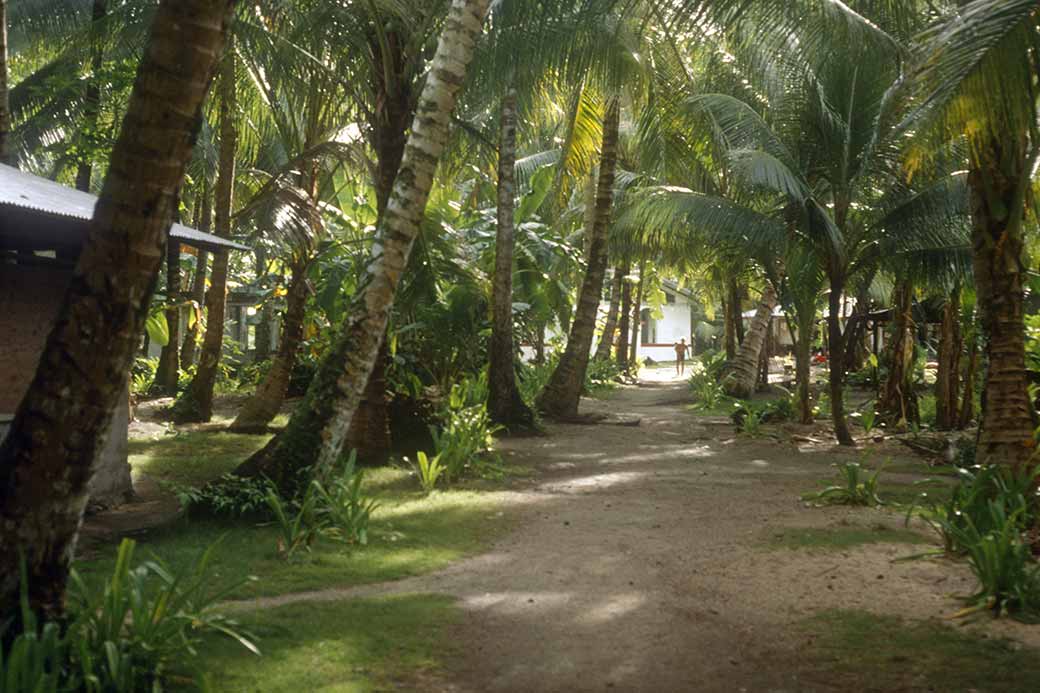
[674,338,689,376]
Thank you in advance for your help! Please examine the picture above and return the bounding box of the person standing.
[674,338,689,376]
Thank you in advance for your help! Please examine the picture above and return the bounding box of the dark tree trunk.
[254,247,272,362]
[595,266,624,361]
[74,0,107,192]
[0,0,234,622]
[629,258,646,369]
[732,280,745,346]
[0,0,15,167]
[827,273,854,445]
[535,323,546,364]
[230,262,309,433]
[616,261,633,371]
[723,286,777,399]
[879,281,918,430]
[151,239,182,395]
[174,47,237,423]
[537,98,620,418]
[181,190,211,367]
[935,287,962,431]
[970,137,1035,466]
[723,280,737,360]
[488,88,533,428]
[960,329,978,430]
[758,317,773,390]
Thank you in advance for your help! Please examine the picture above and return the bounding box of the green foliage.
[803,460,885,506]
[907,464,1040,619]
[266,484,323,561]
[415,451,446,494]
[860,408,877,435]
[698,349,728,380]
[130,357,160,396]
[1,540,257,692]
[312,455,379,546]
[170,473,275,518]
[429,375,501,483]
[689,372,727,411]
[737,407,764,436]
[518,357,556,408]
[584,357,624,394]
[918,393,937,427]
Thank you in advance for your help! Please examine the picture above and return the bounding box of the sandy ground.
[226,366,1038,691]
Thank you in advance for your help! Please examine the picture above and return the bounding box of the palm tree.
[0,0,235,621]
[906,0,1040,465]
[723,285,777,398]
[237,0,493,493]
[0,0,15,166]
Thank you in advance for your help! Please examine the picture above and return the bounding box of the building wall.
[0,263,133,508]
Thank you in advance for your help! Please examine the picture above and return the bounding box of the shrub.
[130,357,160,397]
[414,451,445,494]
[585,358,624,394]
[266,484,323,561]
[1,540,257,692]
[429,375,501,482]
[803,460,885,506]
[689,373,727,411]
[170,474,276,518]
[313,454,378,545]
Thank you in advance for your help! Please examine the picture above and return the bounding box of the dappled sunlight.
[539,470,647,493]
[578,591,647,625]
[464,590,572,614]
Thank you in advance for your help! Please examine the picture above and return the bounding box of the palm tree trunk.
[230,262,309,433]
[537,97,620,418]
[595,266,624,361]
[0,0,15,167]
[151,239,182,395]
[827,274,854,445]
[535,323,546,363]
[0,0,234,622]
[723,280,737,360]
[935,286,962,431]
[74,0,107,191]
[879,281,917,429]
[235,0,492,493]
[794,313,814,424]
[723,285,777,399]
[960,329,978,430]
[616,261,633,370]
[629,257,646,369]
[254,247,272,362]
[174,46,237,423]
[731,280,745,346]
[181,189,211,367]
[488,88,533,428]
[970,138,1036,466]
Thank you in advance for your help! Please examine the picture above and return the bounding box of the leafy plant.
[429,375,501,481]
[860,408,877,435]
[415,451,445,494]
[266,485,323,561]
[803,460,885,506]
[313,455,379,545]
[1,562,75,692]
[738,407,764,437]
[689,373,727,411]
[130,356,160,396]
[170,474,276,518]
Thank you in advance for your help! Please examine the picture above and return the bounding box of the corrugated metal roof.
[0,164,249,251]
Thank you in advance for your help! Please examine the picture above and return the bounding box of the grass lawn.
[195,594,459,692]
[801,609,1040,692]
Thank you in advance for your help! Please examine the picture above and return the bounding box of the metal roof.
[0,163,249,252]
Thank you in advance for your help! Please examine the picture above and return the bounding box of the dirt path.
[239,367,1037,691]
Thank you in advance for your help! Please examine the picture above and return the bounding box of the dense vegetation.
[3,0,1040,689]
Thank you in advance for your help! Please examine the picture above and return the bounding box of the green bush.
[414,451,445,494]
[689,372,727,411]
[1,539,257,692]
[130,357,160,397]
[803,460,885,506]
[170,473,276,518]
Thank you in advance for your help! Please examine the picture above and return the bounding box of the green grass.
[801,609,1040,692]
[767,525,933,551]
[195,594,458,692]
[129,431,272,486]
[82,431,511,600]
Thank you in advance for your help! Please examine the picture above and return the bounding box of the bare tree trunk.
[616,261,633,371]
[723,285,777,399]
[960,328,978,430]
[537,97,620,418]
[935,286,962,431]
[629,257,646,369]
[535,323,546,363]
[595,266,623,361]
[723,280,737,360]
[488,88,533,428]
[970,137,1036,466]
[0,0,234,622]
[254,247,272,362]
[827,273,854,445]
[75,0,107,191]
[230,262,309,433]
[732,280,745,346]
[235,0,492,492]
[757,316,773,390]
[0,0,15,167]
[174,46,237,423]
[151,239,182,395]
[879,281,918,429]
[181,190,211,367]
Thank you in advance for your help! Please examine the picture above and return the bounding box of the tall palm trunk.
[794,314,814,424]
[723,285,777,399]
[0,0,15,166]
[960,327,978,430]
[723,281,737,360]
[616,261,633,370]
[595,266,623,361]
[181,190,211,367]
[0,0,234,621]
[488,88,533,428]
[629,257,646,369]
[731,279,745,346]
[879,281,917,429]
[970,138,1036,466]
[235,0,492,493]
[537,97,620,418]
[75,0,107,191]
[254,247,272,362]
[151,239,182,394]
[935,286,962,430]
[174,47,237,423]
[826,273,854,445]
[230,261,309,433]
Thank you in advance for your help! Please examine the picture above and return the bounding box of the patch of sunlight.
[580,592,646,625]
[541,470,646,491]
[464,591,572,615]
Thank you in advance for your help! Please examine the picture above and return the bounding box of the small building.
[0,164,247,508]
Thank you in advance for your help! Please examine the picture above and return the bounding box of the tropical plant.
[415,451,446,494]
[803,460,886,507]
